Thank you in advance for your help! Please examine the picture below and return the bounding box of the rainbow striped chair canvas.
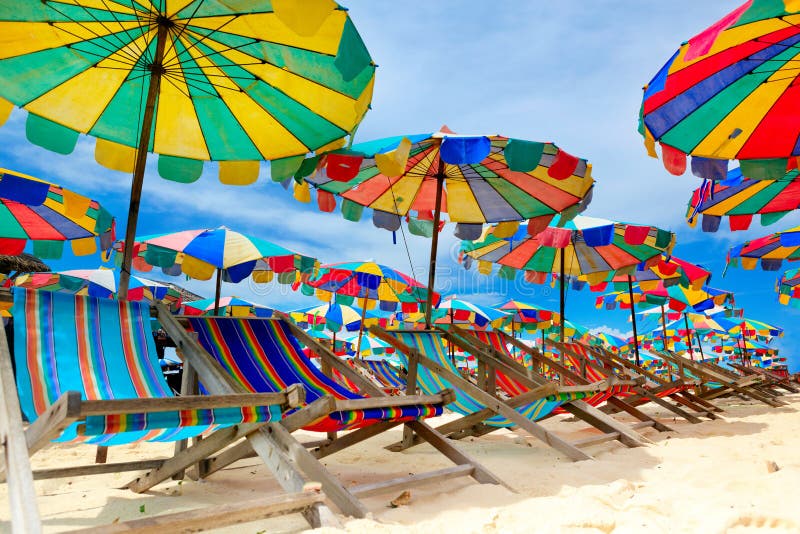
[2,289,302,480]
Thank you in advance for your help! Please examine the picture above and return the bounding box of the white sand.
[3,395,799,533]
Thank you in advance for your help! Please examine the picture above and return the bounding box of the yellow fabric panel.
[317,137,346,154]
[71,237,97,256]
[779,293,791,305]
[153,39,210,160]
[294,181,311,202]
[375,137,412,177]
[0,98,12,126]
[357,298,376,310]
[54,0,136,14]
[358,262,383,275]
[446,179,485,222]
[527,162,592,198]
[493,221,520,238]
[272,0,337,36]
[692,72,795,159]
[41,196,96,232]
[231,306,250,317]
[252,270,274,283]
[219,161,260,185]
[478,261,492,275]
[95,138,136,173]
[220,232,260,267]
[644,126,657,158]
[189,11,346,55]
[639,280,660,291]
[377,284,401,302]
[740,257,758,270]
[369,174,421,213]
[165,0,196,17]
[669,18,794,73]
[180,256,216,280]
[216,44,366,131]
[0,21,139,59]
[181,45,308,159]
[582,271,608,286]
[354,76,375,124]
[61,189,91,219]
[315,289,332,302]
[785,0,800,12]
[24,37,145,132]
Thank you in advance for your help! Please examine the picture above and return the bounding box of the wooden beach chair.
[370,327,653,462]
[157,314,507,518]
[728,362,800,394]
[0,289,321,533]
[356,358,407,394]
[561,342,724,421]
[650,349,786,407]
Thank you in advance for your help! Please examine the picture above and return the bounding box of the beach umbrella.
[640,0,800,180]
[339,331,391,357]
[0,2,376,296]
[777,268,800,307]
[434,298,505,328]
[300,127,595,326]
[183,296,272,318]
[727,225,800,272]
[687,167,800,233]
[120,226,317,314]
[14,267,176,304]
[461,214,675,365]
[301,261,436,355]
[0,168,114,259]
[582,253,712,293]
[494,299,559,335]
[288,302,387,352]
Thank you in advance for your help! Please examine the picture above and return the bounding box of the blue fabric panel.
[581,224,614,246]
[643,50,679,100]
[223,260,255,283]
[691,157,728,181]
[779,232,800,247]
[440,136,491,164]
[182,228,225,266]
[0,173,50,205]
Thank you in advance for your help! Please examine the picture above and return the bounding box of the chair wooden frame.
[729,362,800,394]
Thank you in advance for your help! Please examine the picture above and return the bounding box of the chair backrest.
[188,317,358,403]
[362,359,405,389]
[13,288,172,422]
[463,331,530,396]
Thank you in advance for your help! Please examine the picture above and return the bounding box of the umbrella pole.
[627,275,641,366]
[356,298,368,359]
[660,305,669,352]
[332,331,337,355]
[424,162,446,328]
[695,332,705,361]
[559,251,566,384]
[213,268,222,316]
[683,313,694,361]
[118,23,169,298]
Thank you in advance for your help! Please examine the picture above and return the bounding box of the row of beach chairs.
[0,289,792,532]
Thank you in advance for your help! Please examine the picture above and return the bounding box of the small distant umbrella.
[727,225,800,272]
[121,226,317,315]
[777,268,800,307]
[183,296,273,318]
[0,168,113,258]
[14,267,174,303]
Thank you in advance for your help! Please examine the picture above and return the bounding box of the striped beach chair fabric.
[362,359,406,389]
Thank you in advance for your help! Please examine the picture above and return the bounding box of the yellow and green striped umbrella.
[0,1,375,294]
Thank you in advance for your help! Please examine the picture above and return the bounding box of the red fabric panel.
[267,255,295,273]
[760,179,800,212]
[537,227,571,248]
[624,225,651,245]
[661,144,687,175]
[729,214,753,231]
[738,82,800,159]
[547,149,579,180]
[684,0,752,61]
[317,190,337,212]
[325,153,364,181]
[0,238,25,255]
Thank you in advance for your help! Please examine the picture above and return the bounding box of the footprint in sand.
[728,515,798,531]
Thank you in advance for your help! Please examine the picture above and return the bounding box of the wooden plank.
[370,327,592,462]
[173,359,198,481]
[78,389,302,416]
[350,464,474,498]
[0,318,42,533]
[70,491,326,534]
[333,391,455,412]
[24,391,82,457]
[281,396,336,433]
[572,432,620,449]
[157,306,353,522]
[314,421,403,459]
[32,460,165,481]
[631,421,655,430]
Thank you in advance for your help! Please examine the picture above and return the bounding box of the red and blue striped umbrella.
[727,225,800,271]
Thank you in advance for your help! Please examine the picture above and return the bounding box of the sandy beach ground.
[2,394,799,533]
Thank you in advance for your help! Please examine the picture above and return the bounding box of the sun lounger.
[357,358,407,393]
[166,314,507,517]
[371,326,652,461]
[0,289,317,533]
[729,362,800,394]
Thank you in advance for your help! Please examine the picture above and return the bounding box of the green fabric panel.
[319,165,380,194]
[504,139,545,172]
[727,181,785,215]
[498,265,516,280]
[485,176,553,218]
[295,156,319,180]
[188,38,346,153]
[158,156,204,183]
[654,229,672,248]
[270,156,304,182]
[294,255,316,273]
[88,37,155,149]
[0,207,27,238]
[277,271,295,284]
[333,17,373,82]
[204,27,375,99]
[32,240,64,259]
[335,294,354,306]
[739,158,788,180]
[300,283,315,296]
[524,246,556,272]
[94,208,113,234]
[733,0,786,27]
[760,210,791,226]
[60,276,85,292]
[645,294,667,305]
[174,0,273,18]
[408,218,434,237]
[660,46,800,152]
[613,282,628,291]
[170,38,261,161]
[143,245,178,269]
[25,114,78,155]
[341,199,363,222]
[0,3,138,22]
[246,236,293,257]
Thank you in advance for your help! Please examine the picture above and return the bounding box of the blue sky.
[2,1,797,370]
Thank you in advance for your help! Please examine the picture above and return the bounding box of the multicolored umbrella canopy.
[598,283,735,313]
[727,225,800,271]
[494,299,559,331]
[398,298,505,329]
[339,332,392,357]
[687,167,800,232]
[777,268,800,307]
[0,2,375,295]
[299,127,595,325]
[583,254,712,293]
[0,168,114,258]
[288,302,382,333]
[640,0,800,179]
[14,268,174,304]
[183,296,272,318]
